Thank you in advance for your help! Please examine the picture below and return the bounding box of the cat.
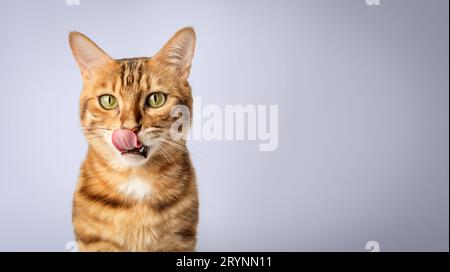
[69,27,198,252]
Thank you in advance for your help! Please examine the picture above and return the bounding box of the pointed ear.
[69,31,114,78]
[154,27,196,81]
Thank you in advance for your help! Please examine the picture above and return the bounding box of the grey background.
[0,0,448,251]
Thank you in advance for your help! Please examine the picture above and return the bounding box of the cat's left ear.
[154,27,196,81]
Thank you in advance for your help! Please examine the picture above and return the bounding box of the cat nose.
[120,112,142,132]
[121,124,141,132]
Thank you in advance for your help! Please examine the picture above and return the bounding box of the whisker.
[156,143,175,165]
[159,138,188,153]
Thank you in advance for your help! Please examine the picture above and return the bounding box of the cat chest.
[117,176,152,201]
[113,177,168,250]
[113,207,162,250]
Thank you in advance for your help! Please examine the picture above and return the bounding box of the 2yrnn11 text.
[176,256,272,270]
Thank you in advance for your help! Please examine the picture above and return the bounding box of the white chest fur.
[117,176,152,201]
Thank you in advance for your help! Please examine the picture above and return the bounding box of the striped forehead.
[114,57,151,99]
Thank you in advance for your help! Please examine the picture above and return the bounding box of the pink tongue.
[112,129,142,152]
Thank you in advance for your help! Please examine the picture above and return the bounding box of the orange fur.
[69,28,198,251]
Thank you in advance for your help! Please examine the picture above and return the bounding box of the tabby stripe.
[80,99,89,121]
[79,185,131,209]
[151,176,191,212]
[75,232,122,249]
[89,148,116,174]
[175,226,196,241]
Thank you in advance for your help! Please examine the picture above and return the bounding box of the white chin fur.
[119,153,148,167]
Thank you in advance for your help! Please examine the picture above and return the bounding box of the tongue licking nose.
[112,129,142,153]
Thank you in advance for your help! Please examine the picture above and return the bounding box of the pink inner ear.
[112,129,142,152]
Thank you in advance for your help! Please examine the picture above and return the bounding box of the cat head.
[69,28,195,167]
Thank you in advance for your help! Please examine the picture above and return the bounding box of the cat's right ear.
[69,32,114,79]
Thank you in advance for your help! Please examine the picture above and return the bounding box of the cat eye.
[99,94,118,110]
[146,92,166,108]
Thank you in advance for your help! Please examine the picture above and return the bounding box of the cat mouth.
[112,129,149,158]
[121,145,149,158]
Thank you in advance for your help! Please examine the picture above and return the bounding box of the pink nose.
[111,129,142,152]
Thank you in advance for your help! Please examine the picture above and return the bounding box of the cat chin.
[119,153,149,167]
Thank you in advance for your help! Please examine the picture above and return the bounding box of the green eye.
[147,93,166,108]
[99,95,118,110]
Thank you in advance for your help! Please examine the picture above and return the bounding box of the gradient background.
[0,0,448,251]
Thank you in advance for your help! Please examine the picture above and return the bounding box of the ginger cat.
[69,28,198,251]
